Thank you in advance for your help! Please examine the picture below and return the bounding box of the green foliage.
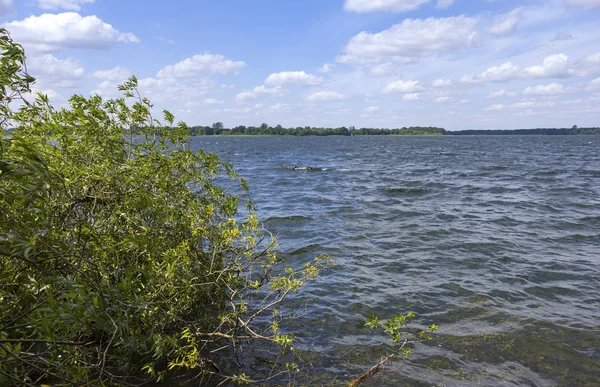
[189,124,447,136]
[365,312,437,356]
[0,28,332,385]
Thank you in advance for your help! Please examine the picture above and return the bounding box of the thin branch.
[347,339,407,387]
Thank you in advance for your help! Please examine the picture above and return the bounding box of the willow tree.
[0,28,331,385]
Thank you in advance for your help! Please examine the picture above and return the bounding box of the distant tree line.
[190,123,447,136]
[448,126,600,135]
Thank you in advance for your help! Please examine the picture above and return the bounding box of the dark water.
[190,136,600,386]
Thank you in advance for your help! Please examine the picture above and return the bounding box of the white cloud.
[319,64,333,73]
[435,96,451,103]
[307,91,345,101]
[0,0,14,16]
[490,9,523,35]
[254,103,264,109]
[38,0,94,11]
[564,0,600,9]
[461,62,520,83]
[588,77,600,91]
[123,77,215,102]
[551,32,574,41]
[571,52,600,77]
[269,103,291,112]
[220,83,236,89]
[523,83,565,96]
[5,12,138,52]
[235,91,257,102]
[156,53,245,78]
[403,93,421,101]
[479,62,521,82]
[28,54,83,88]
[369,62,397,76]
[344,0,431,13]
[462,54,578,85]
[253,85,288,95]
[485,104,505,111]
[488,89,517,98]
[93,66,130,82]
[523,54,569,78]
[343,16,479,62]
[382,79,425,94]
[365,106,379,112]
[222,108,251,114]
[203,98,224,105]
[265,71,323,86]
[436,0,455,8]
[511,100,556,108]
[432,79,453,88]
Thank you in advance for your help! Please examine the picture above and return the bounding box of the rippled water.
[190,136,600,386]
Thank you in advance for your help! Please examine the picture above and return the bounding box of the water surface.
[191,136,600,386]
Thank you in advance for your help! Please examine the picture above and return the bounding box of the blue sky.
[1,0,600,130]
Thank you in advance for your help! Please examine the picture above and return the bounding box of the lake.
[190,135,600,386]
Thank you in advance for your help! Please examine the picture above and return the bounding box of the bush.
[0,28,331,385]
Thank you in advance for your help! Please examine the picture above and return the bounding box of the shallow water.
[190,135,600,386]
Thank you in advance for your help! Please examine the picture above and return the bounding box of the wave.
[263,215,312,224]
[282,165,330,172]
[383,187,427,195]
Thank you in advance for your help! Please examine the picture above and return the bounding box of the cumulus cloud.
[571,52,600,76]
[485,104,505,111]
[38,0,94,11]
[319,64,333,73]
[432,79,453,88]
[232,85,288,104]
[253,85,288,95]
[365,106,379,112]
[203,98,224,105]
[461,62,520,83]
[5,12,138,52]
[307,91,345,101]
[488,89,517,98]
[28,54,83,88]
[564,0,600,9]
[403,93,421,101]
[479,62,521,82]
[235,91,257,103]
[490,9,523,35]
[462,54,571,84]
[156,53,245,78]
[265,71,323,86]
[511,100,556,109]
[523,83,565,96]
[523,54,569,78]
[269,103,291,112]
[343,16,479,62]
[116,77,215,102]
[483,100,557,112]
[93,66,131,82]
[369,63,397,76]
[222,107,251,114]
[382,79,425,93]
